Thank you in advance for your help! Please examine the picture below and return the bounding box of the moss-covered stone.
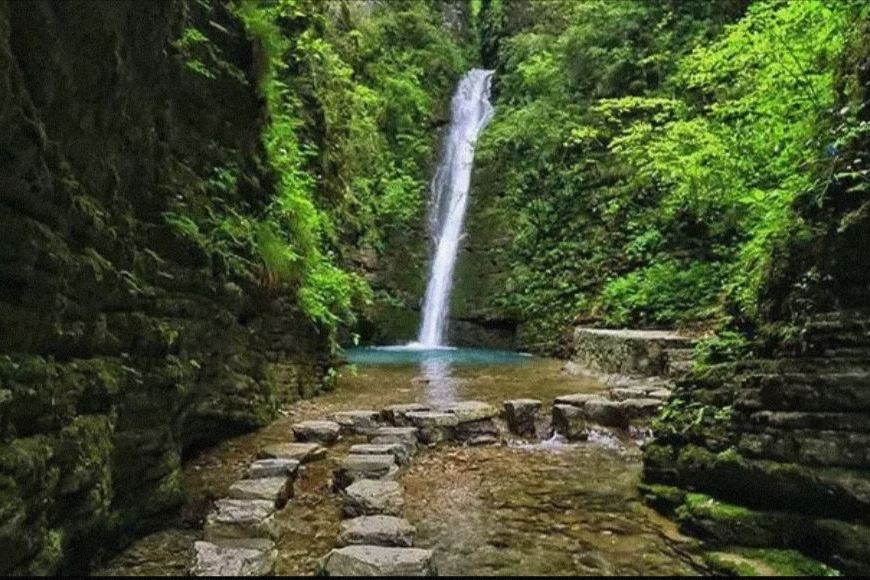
[704,548,840,577]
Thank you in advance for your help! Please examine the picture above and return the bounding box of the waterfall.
[416,69,495,348]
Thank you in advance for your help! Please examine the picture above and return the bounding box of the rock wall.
[0,1,330,574]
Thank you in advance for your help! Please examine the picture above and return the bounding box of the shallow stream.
[99,349,704,576]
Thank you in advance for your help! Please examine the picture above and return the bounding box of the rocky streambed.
[98,354,706,576]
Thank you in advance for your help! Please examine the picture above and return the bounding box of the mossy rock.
[638,483,687,515]
[704,548,840,577]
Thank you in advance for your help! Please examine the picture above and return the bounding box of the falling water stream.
[417,69,495,348]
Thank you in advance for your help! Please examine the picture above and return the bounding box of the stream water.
[98,351,704,576]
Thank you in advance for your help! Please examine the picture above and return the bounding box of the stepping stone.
[228,477,292,508]
[191,540,276,576]
[621,398,663,420]
[607,388,649,402]
[350,443,412,465]
[204,499,277,541]
[503,399,542,438]
[341,480,404,517]
[259,442,325,463]
[320,546,435,576]
[405,411,458,445]
[333,410,382,434]
[454,418,500,445]
[584,398,628,428]
[648,389,672,400]
[554,393,598,407]
[381,403,430,426]
[334,454,399,490]
[247,458,299,479]
[368,426,419,446]
[338,516,415,547]
[291,420,341,444]
[440,400,498,422]
[551,404,588,441]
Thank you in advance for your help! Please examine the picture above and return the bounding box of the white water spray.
[416,69,495,348]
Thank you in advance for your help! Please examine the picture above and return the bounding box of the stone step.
[338,516,415,548]
[744,411,870,433]
[381,403,430,427]
[332,411,382,434]
[438,400,498,422]
[291,420,341,444]
[341,480,404,518]
[247,458,299,480]
[666,348,696,362]
[736,373,870,412]
[320,546,435,576]
[204,499,277,542]
[334,454,399,490]
[259,442,326,463]
[228,477,292,508]
[367,426,419,447]
[350,443,413,465]
[823,347,870,359]
[503,399,541,438]
[191,540,276,576]
[739,428,870,469]
[404,411,458,445]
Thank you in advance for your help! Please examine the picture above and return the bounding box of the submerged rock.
[334,454,399,489]
[341,480,405,517]
[338,516,416,547]
[247,458,300,479]
[191,540,276,576]
[291,420,341,444]
[552,404,588,440]
[350,442,412,465]
[320,546,435,576]
[382,403,431,426]
[228,477,292,508]
[259,442,325,463]
[503,399,542,438]
[204,499,277,541]
[333,411,382,434]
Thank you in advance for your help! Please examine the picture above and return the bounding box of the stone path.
[192,387,667,576]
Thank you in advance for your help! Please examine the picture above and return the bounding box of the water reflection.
[419,355,457,406]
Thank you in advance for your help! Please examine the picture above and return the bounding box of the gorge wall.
[0,1,331,574]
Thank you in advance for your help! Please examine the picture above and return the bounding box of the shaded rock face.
[571,328,695,377]
[0,2,330,574]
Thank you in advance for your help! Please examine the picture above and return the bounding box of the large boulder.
[503,399,542,438]
[320,546,435,576]
[259,442,325,463]
[191,540,276,576]
[228,477,292,508]
[204,499,277,541]
[334,454,399,490]
[341,480,405,517]
[338,516,415,547]
[291,420,341,444]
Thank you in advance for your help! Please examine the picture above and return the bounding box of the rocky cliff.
[0,1,331,574]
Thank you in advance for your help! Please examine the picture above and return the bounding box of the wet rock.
[191,540,276,576]
[503,399,542,438]
[621,398,662,420]
[291,420,341,444]
[341,480,405,517]
[382,403,430,426]
[368,426,420,447]
[259,442,326,463]
[554,393,598,407]
[320,546,435,576]
[350,443,412,465]
[338,516,416,547]
[204,499,277,541]
[247,458,300,480]
[228,477,292,508]
[441,400,498,422]
[552,404,588,440]
[405,411,458,445]
[584,398,628,428]
[334,454,399,490]
[333,411,381,434]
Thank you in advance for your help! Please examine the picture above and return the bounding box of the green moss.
[638,483,687,515]
[704,548,840,577]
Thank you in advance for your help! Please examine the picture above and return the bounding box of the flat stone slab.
[621,398,663,420]
[341,480,404,517]
[291,420,341,444]
[503,399,541,438]
[333,410,381,434]
[554,393,598,407]
[228,477,292,508]
[350,443,412,465]
[204,499,277,541]
[334,454,399,489]
[191,540,275,576]
[608,387,650,402]
[259,442,325,463]
[338,516,415,547]
[382,403,430,426]
[368,427,419,446]
[321,546,435,576]
[584,398,628,428]
[440,401,498,422]
[405,411,459,428]
[247,458,300,479]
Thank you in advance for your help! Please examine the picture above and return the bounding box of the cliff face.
[0,1,330,574]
